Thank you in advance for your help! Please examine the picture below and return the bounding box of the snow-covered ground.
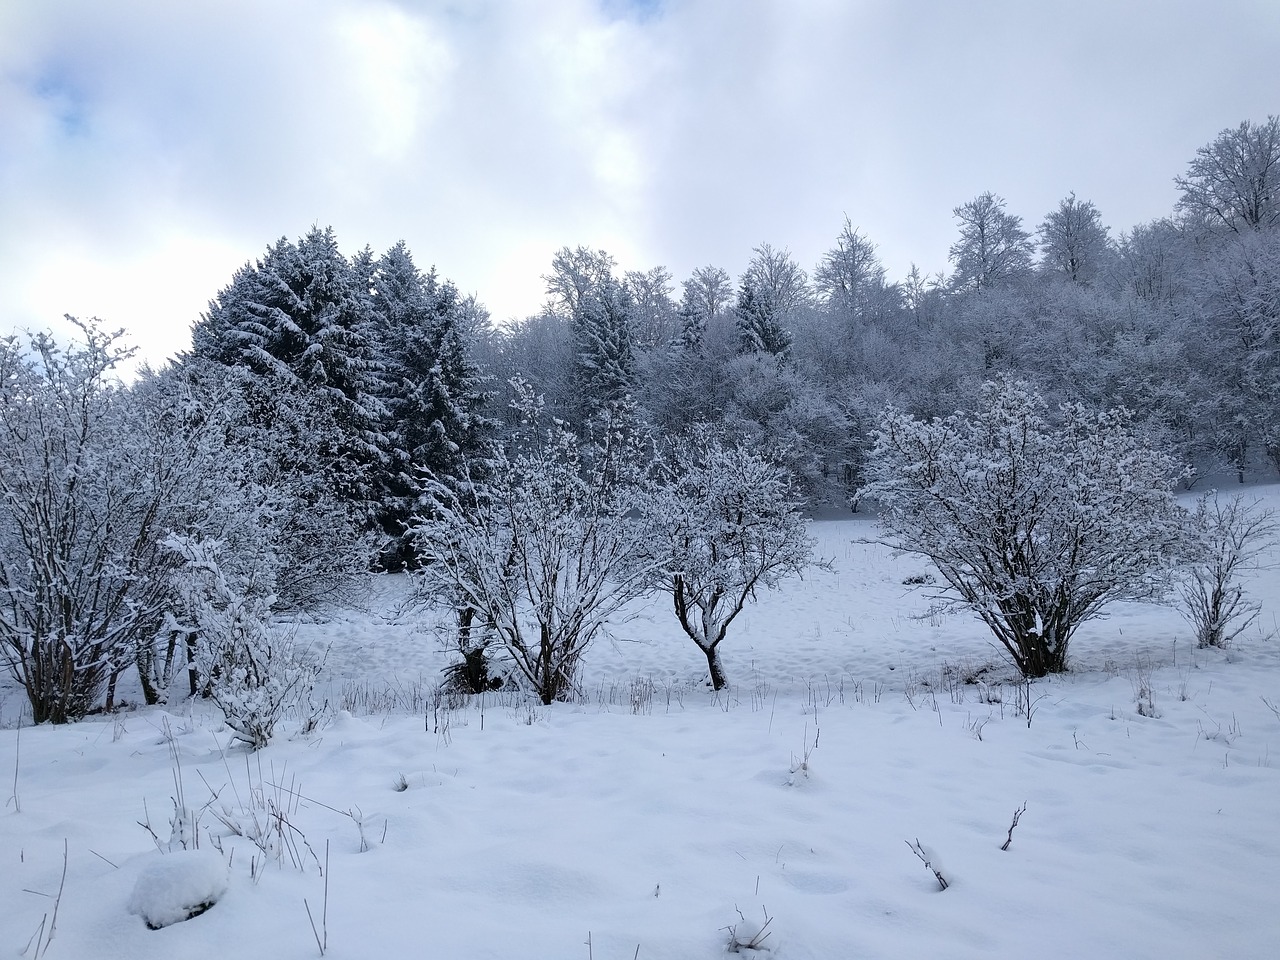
[3,490,1280,959]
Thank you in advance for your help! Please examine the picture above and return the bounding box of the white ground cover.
[3,489,1279,959]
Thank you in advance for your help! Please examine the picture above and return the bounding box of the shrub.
[1179,494,1277,647]
[167,536,322,749]
[861,379,1192,677]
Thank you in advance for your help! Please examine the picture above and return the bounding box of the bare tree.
[1175,116,1280,234]
[414,383,655,704]
[743,243,811,313]
[0,323,186,722]
[624,265,677,350]
[948,192,1034,294]
[1038,193,1113,286]
[1178,494,1277,647]
[814,217,893,322]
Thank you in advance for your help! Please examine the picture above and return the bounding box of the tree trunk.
[703,644,727,690]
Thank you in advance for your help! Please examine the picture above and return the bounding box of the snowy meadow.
[4,489,1279,960]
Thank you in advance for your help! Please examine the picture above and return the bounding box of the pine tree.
[370,243,493,560]
[542,246,636,424]
[572,277,636,411]
[734,278,793,358]
[189,227,389,516]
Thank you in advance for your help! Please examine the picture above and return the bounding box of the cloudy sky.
[2,0,1278,366]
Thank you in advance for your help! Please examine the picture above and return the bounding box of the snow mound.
[127,851,229,930]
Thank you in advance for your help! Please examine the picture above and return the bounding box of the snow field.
[3,496,1280,958]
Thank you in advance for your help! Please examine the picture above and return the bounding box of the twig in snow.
[9,715,20,814]
[1001,802,1028,851]
[906,837,948,890]
[304,839,329,956]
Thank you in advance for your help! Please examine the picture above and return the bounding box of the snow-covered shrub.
[0,322,190,723]
[128,361,369,704]
[638,428,814,689]
[1179,494,1277,647]
[414,382,655,704]
[166,536,323,749]
[861,379,1192,677]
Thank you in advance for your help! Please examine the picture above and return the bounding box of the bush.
[1179,494,1277,647]
[861,379,1192,677]
[0,323,185,722]
[167,536,322,749]
[414,383,653,704]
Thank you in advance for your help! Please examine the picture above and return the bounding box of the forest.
[1,115,1278,728]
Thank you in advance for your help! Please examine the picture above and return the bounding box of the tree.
[735,279,793,358]
[1175,116,1280,234]
[743,243,811,313]
[413,383,655,704]
[1115,218,1196,303]
[126,358,369,703]
[1193,227,1280,478]
[948,192,1034,294]
[1038,193,1112,286]
[0,322,188,722]
[814,218,891,321]
[639,430,814,689]
[861,379,1191,678]
[624,265,677,350]
[370,243,493,558]
[544,246,636,423]
[677,265,734,347]
[189,227,389,515]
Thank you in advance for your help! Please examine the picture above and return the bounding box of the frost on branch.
[166,536,322,749]
[861,379,1193,677]
[0,321,182,722]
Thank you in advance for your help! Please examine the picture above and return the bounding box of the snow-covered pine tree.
[370,243,494,562]
[572,276,636,411]
[189,227,390,517]
[543,246,637,425]
[734,278,793,358]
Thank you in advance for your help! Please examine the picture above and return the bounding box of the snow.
[3,489,1280,958]
[127,850,229,929]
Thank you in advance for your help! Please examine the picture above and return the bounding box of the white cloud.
[1,0,1278,364]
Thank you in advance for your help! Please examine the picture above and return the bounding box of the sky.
[2,0,1278,367]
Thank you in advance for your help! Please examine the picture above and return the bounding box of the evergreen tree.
[370,242,493,559]
[188,227,389,515]
[543,246,636,423]
[734,278,793,358]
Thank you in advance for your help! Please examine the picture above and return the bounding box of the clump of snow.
[127,851,228,930]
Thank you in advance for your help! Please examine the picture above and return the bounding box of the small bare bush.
[1179,494,1277,648]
